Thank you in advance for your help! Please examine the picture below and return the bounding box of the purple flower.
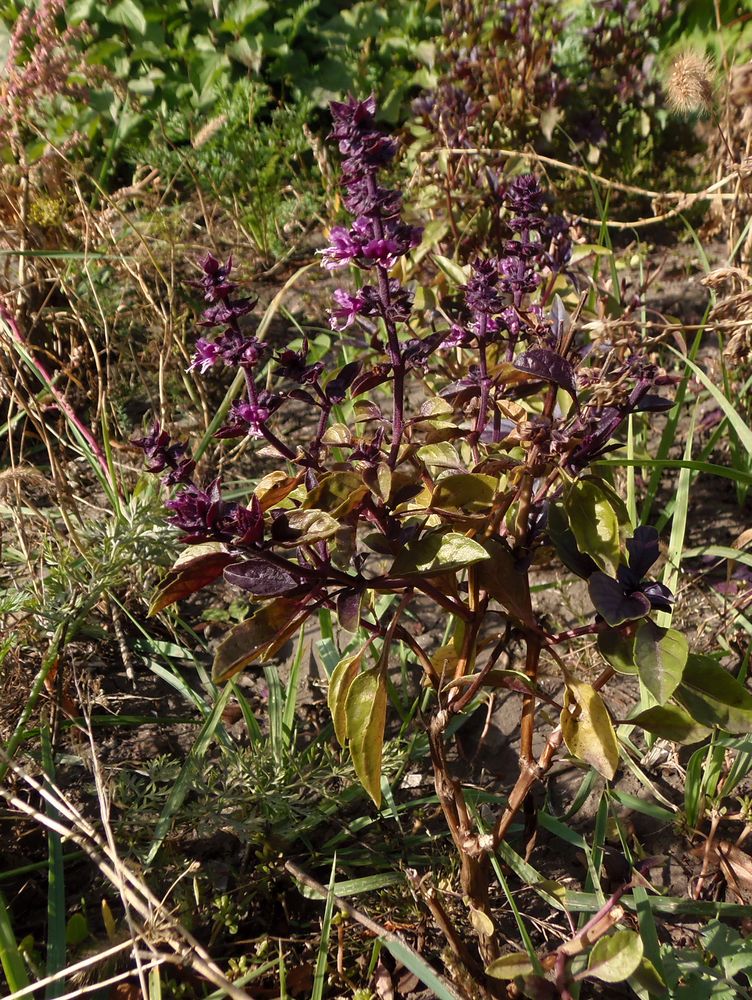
[329,288,365,331]
[498,256,541,299]
[199,298,256,328]
[165,479,237,543]
[359,281,414,324]
[231,495,264,547]
[505,175,546,216]
[189,338,222,374]
[275,346,325,385]
[193,253,235,303]
[465,258,502,316]
[320,226,363,270]
[191,330,268,373]
[216,400,272,439]
[132,422,195,486]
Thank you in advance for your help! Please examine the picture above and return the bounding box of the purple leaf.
[337,588,365,632]
[514,348,577,400]
[624,525,660,581]
[633,394,674,413]
[224,556,307,597]
[589,572,651,626]
[326,360,362,403]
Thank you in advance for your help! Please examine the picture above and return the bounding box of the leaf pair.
[328,648,387,808]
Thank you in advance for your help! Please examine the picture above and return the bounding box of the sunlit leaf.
[560,672,619,780]
[431,473,498,513]
[485,953,535,979]
[629,704,711,745]
[328,648,366,746]
[391,531,490,577]
[675,655,752,734]
[303,471,368,517]
[587,929,643,983]
[634,621,688,705]
[274,508,339,546]
[345,668,387,807]
[564,479,621,575]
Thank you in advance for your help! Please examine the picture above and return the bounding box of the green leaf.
[345,668,387,808]
[560,673,619,780]
[564,479,621,574]
[675,655,752,734]
[587,929,643,983]
[433,254,470,286]
[476,538,534,625]
[212,599,307,683]
[628,957,668,997]
[416,441,463,470]
[597,629,637,674]
[327,648,365,747]
[629,704,711,744]
[431,474,498,513]
[280,509,339,545]
[106,0,147,34]
[303,472,368,517]
[391,531,490,577]
[486,952,535,979]
[634,621,688,705]
[378,935,462,1000]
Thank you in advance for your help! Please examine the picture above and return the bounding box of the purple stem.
[365,174,405,468]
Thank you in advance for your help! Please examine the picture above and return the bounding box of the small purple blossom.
[329,289,365,331]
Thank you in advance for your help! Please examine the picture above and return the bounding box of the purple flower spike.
[505,175,546,216]
[465,258,502,317]
[320,226,363,270]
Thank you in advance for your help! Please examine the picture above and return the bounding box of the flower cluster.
[132,421,263,547]
[165,481,263,547]
[132,422,195,487]
[321,96,421,341]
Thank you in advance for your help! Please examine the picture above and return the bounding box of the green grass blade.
[596,457,752,486]
[41,727,66,999]
[379,936,462,1000]
[0,890,30,992]
[282,624,306,749]
[667,347,752,455]
[657,399,699,627]
[311,857,337,1000]
[145,683,233,863]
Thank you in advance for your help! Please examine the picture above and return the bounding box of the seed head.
[666,50,715,115]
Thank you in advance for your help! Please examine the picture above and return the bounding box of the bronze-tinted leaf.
[303,472,368,517]
[391,531,490,577]
[212,598,308,683]
[148,546,235,616]
[476,538,534,625]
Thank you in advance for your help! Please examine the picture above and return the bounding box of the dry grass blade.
[0,751,256,1000]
